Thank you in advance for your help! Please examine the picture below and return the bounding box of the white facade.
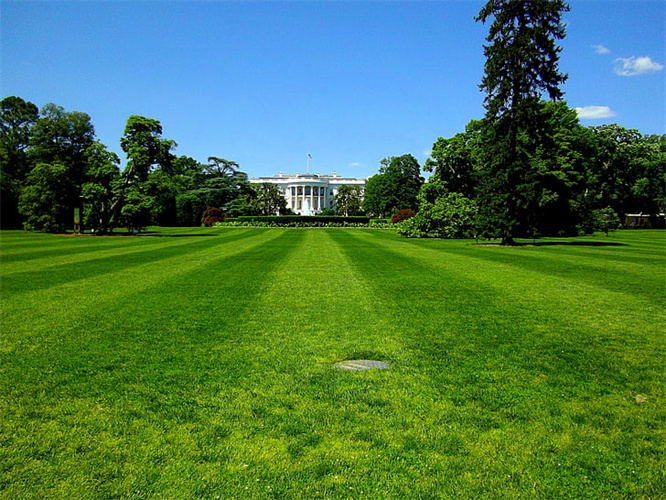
[251,171,366,215]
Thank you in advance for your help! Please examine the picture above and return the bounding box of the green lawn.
[1,227,664,499]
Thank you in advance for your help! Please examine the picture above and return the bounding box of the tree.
[81,142,121,234]
[247,183,288,215]
[15,103,96,232]
[18,163,74,232]
[363,154,424,218]
[120,115,176,182]
[475,0,570,244]
[115,116,176,231]
[332,185,364,216]
[0,96,38,228]
[592,207,621,236]
[585,125,665,216]
[30,103,96,188]
[425,120,483,199]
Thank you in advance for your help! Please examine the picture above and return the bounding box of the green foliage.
[81,142,121,234]
[119,184,154,232]
[477,0,569,121]
[18,162,74,232]
[592,207,621,236]
[175,192,206,227]
[475,0,570,244]
[246,183,288,215]
[120,115,176,182]
[0,96,39,228]
[425,120,483,199]
[397,184,478,238]
[363,154,424,217]
[219,215,374,227]
[332,184,364,216]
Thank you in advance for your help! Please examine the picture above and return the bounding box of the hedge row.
[215,216,392,228]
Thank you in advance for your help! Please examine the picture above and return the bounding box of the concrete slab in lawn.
[334,359,390,371]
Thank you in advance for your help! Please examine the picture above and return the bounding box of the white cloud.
[593,44,610,54]
[574,106,617,120]
[348,162,361,167]
[614,56,664,76]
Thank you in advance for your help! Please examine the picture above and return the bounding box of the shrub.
[201,207,224,227]
[391,209,416,224]
[397,192,477,238]
[214,215,382,228]
[592,207,621,236]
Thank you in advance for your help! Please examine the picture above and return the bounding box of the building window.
[297,186,303,195]
[291,187,295,196]
[305,186,311,196]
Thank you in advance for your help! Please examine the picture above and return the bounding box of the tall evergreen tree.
[475,0,570,244]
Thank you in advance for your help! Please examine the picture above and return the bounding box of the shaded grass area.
[1,228,664,498]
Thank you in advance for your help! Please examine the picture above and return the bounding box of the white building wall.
[251,171,366,215]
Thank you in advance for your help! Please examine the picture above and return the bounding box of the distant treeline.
[1,96,664,237]
[0,96,297,233]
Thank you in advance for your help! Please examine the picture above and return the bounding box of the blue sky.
[2,0,664,179]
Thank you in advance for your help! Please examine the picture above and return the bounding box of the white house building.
[250,171,366,215]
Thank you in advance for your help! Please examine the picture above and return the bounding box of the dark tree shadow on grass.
[473,241,627,247]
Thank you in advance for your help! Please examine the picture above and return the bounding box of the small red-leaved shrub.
[202,207,225,227]
[391,209,416,224]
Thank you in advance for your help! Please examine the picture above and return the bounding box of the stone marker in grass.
[335,359,390,371]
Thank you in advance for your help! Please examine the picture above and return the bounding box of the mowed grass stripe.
[325,229,664,498]
[1,228,295,343]
[0,228,258,292]
[0,230,309,499]
[362,229,665,305]
[338,230,664,391]
[169,229,480,498]
[1,228,663,499]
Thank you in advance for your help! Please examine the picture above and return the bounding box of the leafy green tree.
[30,103,95,188]
[586,125,665,216]
[120,115,176,182]
[81,142,121,234]
[206,156,239,177]
[247,183,288,215]
[363,154,424,217]
[116,116,176,231]
[18,163,74,232]
[176,192,207,226]
[0,96,38,228]
[592,207,621,236]
[120,184,154,232]
[16,103,97,232]
[425,120,483,199]
[475,0,570,244]
[333,185,364,216]
[632,134,666,213]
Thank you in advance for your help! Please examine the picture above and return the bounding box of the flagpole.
[307,153,310,174]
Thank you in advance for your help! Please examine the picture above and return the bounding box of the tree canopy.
[475,0,571,244]
[363,154,424,218]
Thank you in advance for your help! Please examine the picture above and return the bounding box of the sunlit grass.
[1,228,664,498]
